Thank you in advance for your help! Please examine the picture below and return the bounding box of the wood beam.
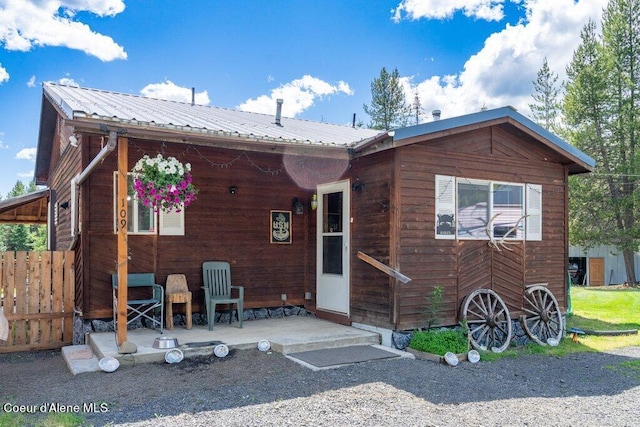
[116,136,129,346]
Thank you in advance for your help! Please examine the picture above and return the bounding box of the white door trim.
[316,180,350,315]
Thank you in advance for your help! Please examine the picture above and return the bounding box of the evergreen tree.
[529,57,562,131]
[564,0,640,285]
[0,180,48,251]
[363,67,411,130]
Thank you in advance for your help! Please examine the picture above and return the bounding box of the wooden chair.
[202,261,244,330]
[165,274,192,330]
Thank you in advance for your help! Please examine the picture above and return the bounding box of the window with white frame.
[113,172,185,235]
[113,172,156,234]
[435,175,541,241]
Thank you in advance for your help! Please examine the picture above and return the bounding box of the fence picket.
[40,251,52,344]
[14,252,27,345]
[0,251,74,353]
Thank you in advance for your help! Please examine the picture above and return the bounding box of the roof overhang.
[351,107,595,175]
[0,189,51,224]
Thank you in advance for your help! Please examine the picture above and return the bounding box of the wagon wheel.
[521,285,563,346]
[461,289,512,353]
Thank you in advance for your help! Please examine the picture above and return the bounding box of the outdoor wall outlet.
[281,293,287,301]
[304,291,312,300]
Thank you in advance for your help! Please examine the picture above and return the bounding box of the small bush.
[409,329,469,356]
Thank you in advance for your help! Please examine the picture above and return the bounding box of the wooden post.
[116,136,128,346]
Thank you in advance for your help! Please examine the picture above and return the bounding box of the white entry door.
[316,180,350,315]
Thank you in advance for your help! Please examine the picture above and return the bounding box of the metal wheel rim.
[521,285,563,346]
[462,289,512,353]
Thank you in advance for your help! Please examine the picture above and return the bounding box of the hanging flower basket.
[132,154,198,213]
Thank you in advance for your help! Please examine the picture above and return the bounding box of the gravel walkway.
[1,346,639,426]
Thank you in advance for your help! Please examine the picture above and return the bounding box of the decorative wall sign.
[270,210,292,244]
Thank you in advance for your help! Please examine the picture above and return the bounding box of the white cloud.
[57,76,79,87]
[18,171,34,179]
[237,75,354,117]
[0,132,6,149]
[140,80,211,105]
[0,63,9,84]
[0,0,127,61]
[401,0,606,121]
[27,75,36,87]
[16,148,37,161]
[393,0,508,22]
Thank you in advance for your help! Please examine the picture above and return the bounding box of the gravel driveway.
[1,346,639,426]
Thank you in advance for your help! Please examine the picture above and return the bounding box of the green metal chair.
[202,261,244,330]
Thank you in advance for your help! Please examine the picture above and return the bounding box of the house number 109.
[119,199,127,230]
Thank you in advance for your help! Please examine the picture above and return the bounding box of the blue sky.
[0,0,607,199]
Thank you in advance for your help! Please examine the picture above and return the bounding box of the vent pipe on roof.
[432,109,441,121]
[275,99,283,126]
[352,113,356,128]
[191,87,195,106]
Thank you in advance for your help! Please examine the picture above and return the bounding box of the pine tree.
[564,0,640,285]
[0,180,48,251]
[529,57,562,131]
[363,67,411,130]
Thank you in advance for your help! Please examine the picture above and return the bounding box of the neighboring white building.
[569,245,640,286]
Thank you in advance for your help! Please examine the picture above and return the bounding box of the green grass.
[0,412,84,427]
[479,286,640,361]
[566,287,640,352]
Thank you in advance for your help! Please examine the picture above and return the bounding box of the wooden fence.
[0,251,75,353]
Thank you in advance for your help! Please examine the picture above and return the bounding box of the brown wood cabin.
[33,82,594,336]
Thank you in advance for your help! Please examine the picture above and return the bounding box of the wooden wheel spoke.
[476,294,489,315]
[470,324,485,335]
[466,308,485,319]
[525,314,541,322]
[495,321,509,336]
[521,286,563,346]
[490,295,499,313]
[462,289,512,353]
[474,325,490,344]
[523,307,540,316]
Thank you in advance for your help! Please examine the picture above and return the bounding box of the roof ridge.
[43,81,365,130]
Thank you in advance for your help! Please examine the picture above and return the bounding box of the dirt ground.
[1,345,640,426]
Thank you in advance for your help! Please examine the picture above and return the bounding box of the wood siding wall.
[78,137,321,318]
[49,123,83,310]
[348,152,394,329]
[395,125,568,330]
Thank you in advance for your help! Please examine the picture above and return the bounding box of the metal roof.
[43,82,382,147]
[389,106,596,172]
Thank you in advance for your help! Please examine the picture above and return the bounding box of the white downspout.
[69,131,118,244]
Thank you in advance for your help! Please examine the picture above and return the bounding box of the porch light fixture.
[69,134,80,147]
[310,194,318,210]
[229,185,237,194]
[292,197,304,215]
[352,182,365,192]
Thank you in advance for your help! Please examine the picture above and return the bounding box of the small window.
[491,182,524,239]
[457,179,490,239]
[113,172,156,235]
[435,175,537,241]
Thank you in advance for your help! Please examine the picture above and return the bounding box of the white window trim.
[435,175,541,241]
[113,172,157,235]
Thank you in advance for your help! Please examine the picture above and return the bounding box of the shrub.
[409,328,469,356]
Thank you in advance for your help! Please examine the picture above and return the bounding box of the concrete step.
[273,331,380,354]
[61,344,100,375]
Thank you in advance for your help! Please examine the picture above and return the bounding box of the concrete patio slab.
[87,316,381,366]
